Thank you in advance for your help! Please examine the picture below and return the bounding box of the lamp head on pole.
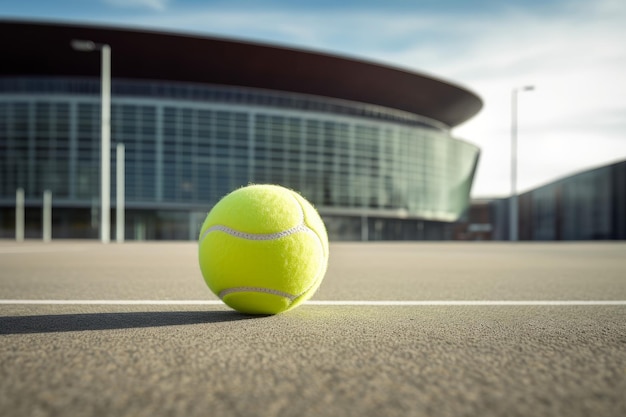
[71,39,97,52]
[513,85,535,95]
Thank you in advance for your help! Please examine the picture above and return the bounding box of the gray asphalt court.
[1,241,625,417]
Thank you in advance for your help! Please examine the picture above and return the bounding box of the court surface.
[1,241,625,417]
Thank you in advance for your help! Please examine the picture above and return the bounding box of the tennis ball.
[198,184,329,315]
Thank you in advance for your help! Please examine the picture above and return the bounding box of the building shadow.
[0,310,257,335]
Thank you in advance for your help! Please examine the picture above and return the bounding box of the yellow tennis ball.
[198,184,329,315]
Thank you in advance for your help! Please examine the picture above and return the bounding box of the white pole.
[43,190,52,242]
[16,188,24,242]
[510,88,518,242]
[116,143,125,243]
[361,215,368,242]
[510,85,534,242]
[101,45,111,243]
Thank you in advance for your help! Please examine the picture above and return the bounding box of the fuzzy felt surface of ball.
[198,184,329,315]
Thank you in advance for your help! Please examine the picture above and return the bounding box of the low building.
[463,160,626,241]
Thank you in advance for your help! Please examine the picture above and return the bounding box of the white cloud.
[103,0,168,12]
[358,0,626,197]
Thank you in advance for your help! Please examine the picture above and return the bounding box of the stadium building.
[0,21,482,241]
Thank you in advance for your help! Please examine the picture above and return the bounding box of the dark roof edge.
[0,19,483,127]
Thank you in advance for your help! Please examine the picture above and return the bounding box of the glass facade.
[0,77,479,240]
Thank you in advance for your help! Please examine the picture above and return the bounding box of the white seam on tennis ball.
[290,239,325,301]
[286,191,327,302]
[201,223,309,241]
[218,286,297,301]
[287,190,327,257]
[200,191,307,243]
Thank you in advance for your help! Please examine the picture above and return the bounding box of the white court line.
[0,300,224,305]
[0,300,626,306]
[307,300,626,306]
[0,247,86,254]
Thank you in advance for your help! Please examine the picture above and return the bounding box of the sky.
[2,0,626,198]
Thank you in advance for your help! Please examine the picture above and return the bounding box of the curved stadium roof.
[0,20,482,128]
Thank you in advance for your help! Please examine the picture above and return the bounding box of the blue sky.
[2,0,626,197]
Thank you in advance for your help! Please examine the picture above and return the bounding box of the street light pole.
[100,44,111,244]
[116,143,125,243]
[72,40,111,243]
[510,85,534,242]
